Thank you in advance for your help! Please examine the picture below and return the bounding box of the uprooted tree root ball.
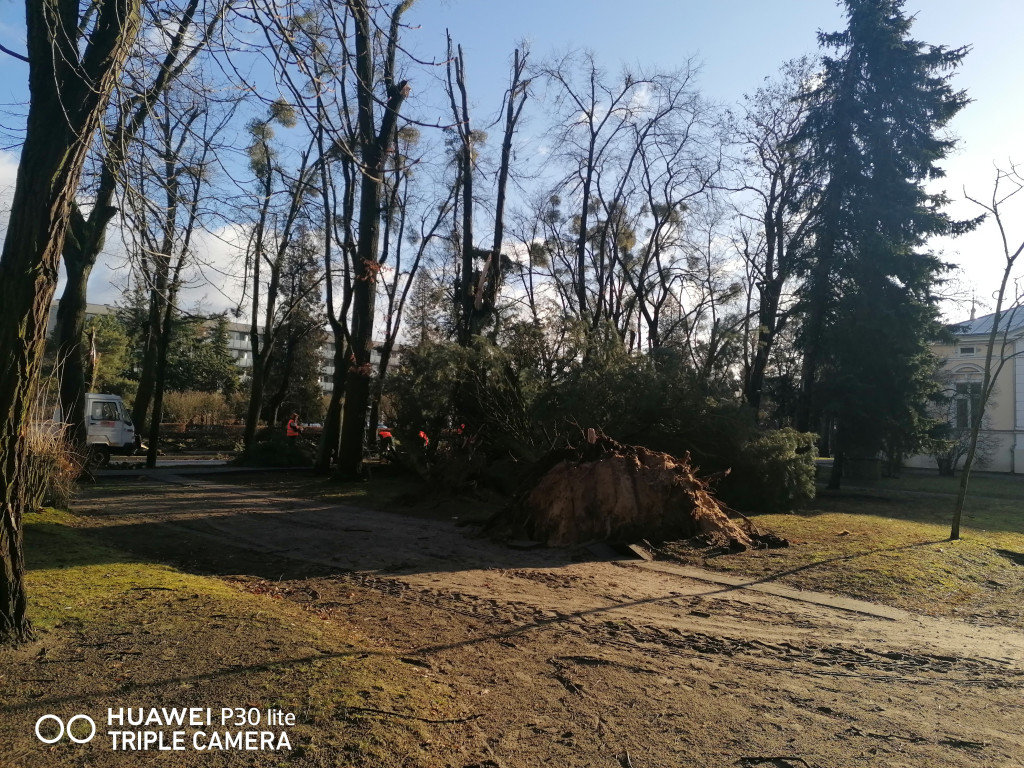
[508,435,784,550]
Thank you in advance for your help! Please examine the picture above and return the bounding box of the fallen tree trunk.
[514,435,754,548]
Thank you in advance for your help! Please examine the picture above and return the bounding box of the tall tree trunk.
[54,0,215,445]
[315,339,349,472]
[131,286,164,432]
[336,0,412,478]
[0,0,141,644]
[56,203,117,443]
[471,46,528,338]
[446,42,476,346]
[243,352,270,447]
[337,154,385,475]
[54,251,94,446]
[744,276,784,413]
[146,287,178,469]
[312,112,352,474]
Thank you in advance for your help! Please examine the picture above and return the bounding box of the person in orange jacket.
[286,413,302,443]
[377,423,396,459]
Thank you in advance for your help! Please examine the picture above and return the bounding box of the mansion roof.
[950,307,1024,337]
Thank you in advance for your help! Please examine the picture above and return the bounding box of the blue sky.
[1,0,1021,316]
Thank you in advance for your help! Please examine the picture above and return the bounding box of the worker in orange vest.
[377,423,396,459]
[286,413,302,443]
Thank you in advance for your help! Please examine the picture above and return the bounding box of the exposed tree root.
[509,434,759,548]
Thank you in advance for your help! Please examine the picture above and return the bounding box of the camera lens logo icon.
[35,714,96,744]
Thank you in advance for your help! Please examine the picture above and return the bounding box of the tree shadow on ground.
[54,478,593,583]
[994,548,1024,566]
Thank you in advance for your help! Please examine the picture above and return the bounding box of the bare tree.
[950,165,1024,540]
[239,108,320,450]
[477,47,531,337]
[335,0,415,478]
[369,136,456,433]
[314,144,356,472]
[445,35,481,344]
[248,0,356,470]
[0,0,142,644]
[55,0,229,445]
[543,53,654,324]
[730,58,816,414]
[247,0,414,473]
[121,86,227,467]
[541,55,719,344]
[444,39,530,343]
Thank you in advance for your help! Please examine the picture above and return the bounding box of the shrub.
[715,428,818,513]
[26,420,81,509]
[387,334,817,512]
[161,390,232,425]
[386,339,539,463]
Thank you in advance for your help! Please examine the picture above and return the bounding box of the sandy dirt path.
[74,476,1024,768]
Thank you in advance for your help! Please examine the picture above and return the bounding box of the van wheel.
[86,446,111,469]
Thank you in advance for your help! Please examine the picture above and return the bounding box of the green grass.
[872,470,1024,502]
[2,508,461,767]
[23,507,243,631]
[663,472,1024,627]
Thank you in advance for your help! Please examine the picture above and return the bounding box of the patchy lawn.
[0,508,469,768]
[660,472,1024,629]
[7,473,1024,767]
[211,464,1024,631]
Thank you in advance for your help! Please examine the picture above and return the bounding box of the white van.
[53,393,140,467]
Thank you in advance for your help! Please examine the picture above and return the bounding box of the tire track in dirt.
[251,567,1024,690]
[250,569,1024,767]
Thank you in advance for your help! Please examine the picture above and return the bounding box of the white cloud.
[183,223,250,317]
[0,150,19,246]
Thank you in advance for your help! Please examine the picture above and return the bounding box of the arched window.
[951,366,983,430]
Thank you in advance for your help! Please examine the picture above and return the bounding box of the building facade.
[905,309,1024,474]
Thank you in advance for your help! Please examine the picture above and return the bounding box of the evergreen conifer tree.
[793,0,973,485]
[263,233,328,426]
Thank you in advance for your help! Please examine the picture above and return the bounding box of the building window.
[955,382,982,430]
[959,346,976,356]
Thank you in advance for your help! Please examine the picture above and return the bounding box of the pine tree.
[164,315,240,395]
[263,235,327,426]
[793,0,972,485]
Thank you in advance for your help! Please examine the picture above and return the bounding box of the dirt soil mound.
[515,435,754,548]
